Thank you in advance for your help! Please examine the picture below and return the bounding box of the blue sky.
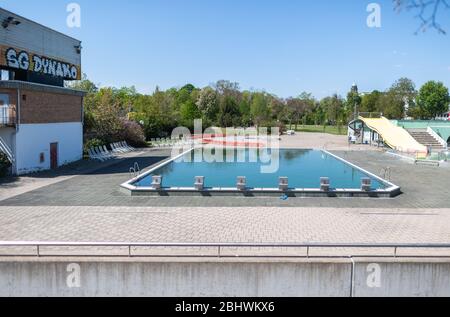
[1,0,449,98]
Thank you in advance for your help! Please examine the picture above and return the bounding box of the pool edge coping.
[120,147,401,198]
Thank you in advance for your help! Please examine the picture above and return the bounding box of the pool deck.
[0,132,449,256]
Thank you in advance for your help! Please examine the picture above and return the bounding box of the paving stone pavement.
[0,134,449,256]
[0,206,449,244]
[0,149,448,208]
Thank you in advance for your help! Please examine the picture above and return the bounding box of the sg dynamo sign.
[1,45,81,80]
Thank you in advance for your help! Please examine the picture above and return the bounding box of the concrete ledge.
[1,257,450,296]
[126,188,400,198]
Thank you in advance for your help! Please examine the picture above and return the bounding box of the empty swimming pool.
[121,148,400,197]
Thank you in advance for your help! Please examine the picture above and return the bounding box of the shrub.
[119,119,146,147]
[84,138,105,156]
[0,152,12,177]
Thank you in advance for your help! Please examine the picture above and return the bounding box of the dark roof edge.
[0,7,81,44]
[0,80,86,97]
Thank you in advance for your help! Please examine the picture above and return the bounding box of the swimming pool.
[121,148,400,197]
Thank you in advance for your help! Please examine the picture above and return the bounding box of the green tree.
[298,92,316,125]
[89,88,123,143]
[66,75,99,133]
[238,91,252,127]
[417,81,450,119]
[377,92,403,119]
[196,87,219,124]
[320,94,345,125]
[113,86,138,112]
[346,84,362,121]
[250,93,270,127]
[376,78,416,119]
[268,96,287,124]
[361,90,382,113]
[286,98,303,129]
[180,100,201,129]
[218,95,240,127]
[391,78,416,106]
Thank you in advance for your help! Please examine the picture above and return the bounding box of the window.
[0,70,9,81]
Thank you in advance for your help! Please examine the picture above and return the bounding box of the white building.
[0,8,85,175]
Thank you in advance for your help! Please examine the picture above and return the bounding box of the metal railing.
[1,242,450,258]
[0,136,14,163]
[427,127,448,150]
[0,107,16,126]
[0,116,16,127]
[358,112,383,119]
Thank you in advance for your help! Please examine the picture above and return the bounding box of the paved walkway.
[279,132,376,151]
[0,150,150,202]
[0,149,448,208]
[0,206,449,257]
[0,133,449,257]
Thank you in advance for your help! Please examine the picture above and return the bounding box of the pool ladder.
[129,162,141,178]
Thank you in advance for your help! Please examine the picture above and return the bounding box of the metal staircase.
[0,136,15,165]
[407,129,446,151]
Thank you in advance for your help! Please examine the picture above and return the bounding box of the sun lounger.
[122,141,135,151]
[111,143,126,153]
[110,143,121,153]
[98,146,114,159]
[102,146,115,158]
[88,148,106,162]
[95,147,111,160]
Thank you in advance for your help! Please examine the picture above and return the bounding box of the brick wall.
[19,90,83,124]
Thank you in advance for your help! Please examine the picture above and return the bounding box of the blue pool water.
[133,149,387,190]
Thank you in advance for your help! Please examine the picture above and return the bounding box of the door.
[50,143,58,169]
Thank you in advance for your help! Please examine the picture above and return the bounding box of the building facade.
[0,8,84,175]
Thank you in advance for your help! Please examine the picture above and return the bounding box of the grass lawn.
[293,125,348,136]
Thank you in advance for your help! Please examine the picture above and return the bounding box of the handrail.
[358,112,383,119]
[2,242,450,258]
[427,127,447,150]
[2,241,450,247]
[0,136,14,163]
[0,106,16,126]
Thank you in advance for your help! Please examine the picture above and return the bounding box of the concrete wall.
[354,260,450,297]
[432,127,450,144]
[15,122,83,174]
[1,258,450,297]
[0,259,351,297]
[393,120,450,145]
[393,120,450,129]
